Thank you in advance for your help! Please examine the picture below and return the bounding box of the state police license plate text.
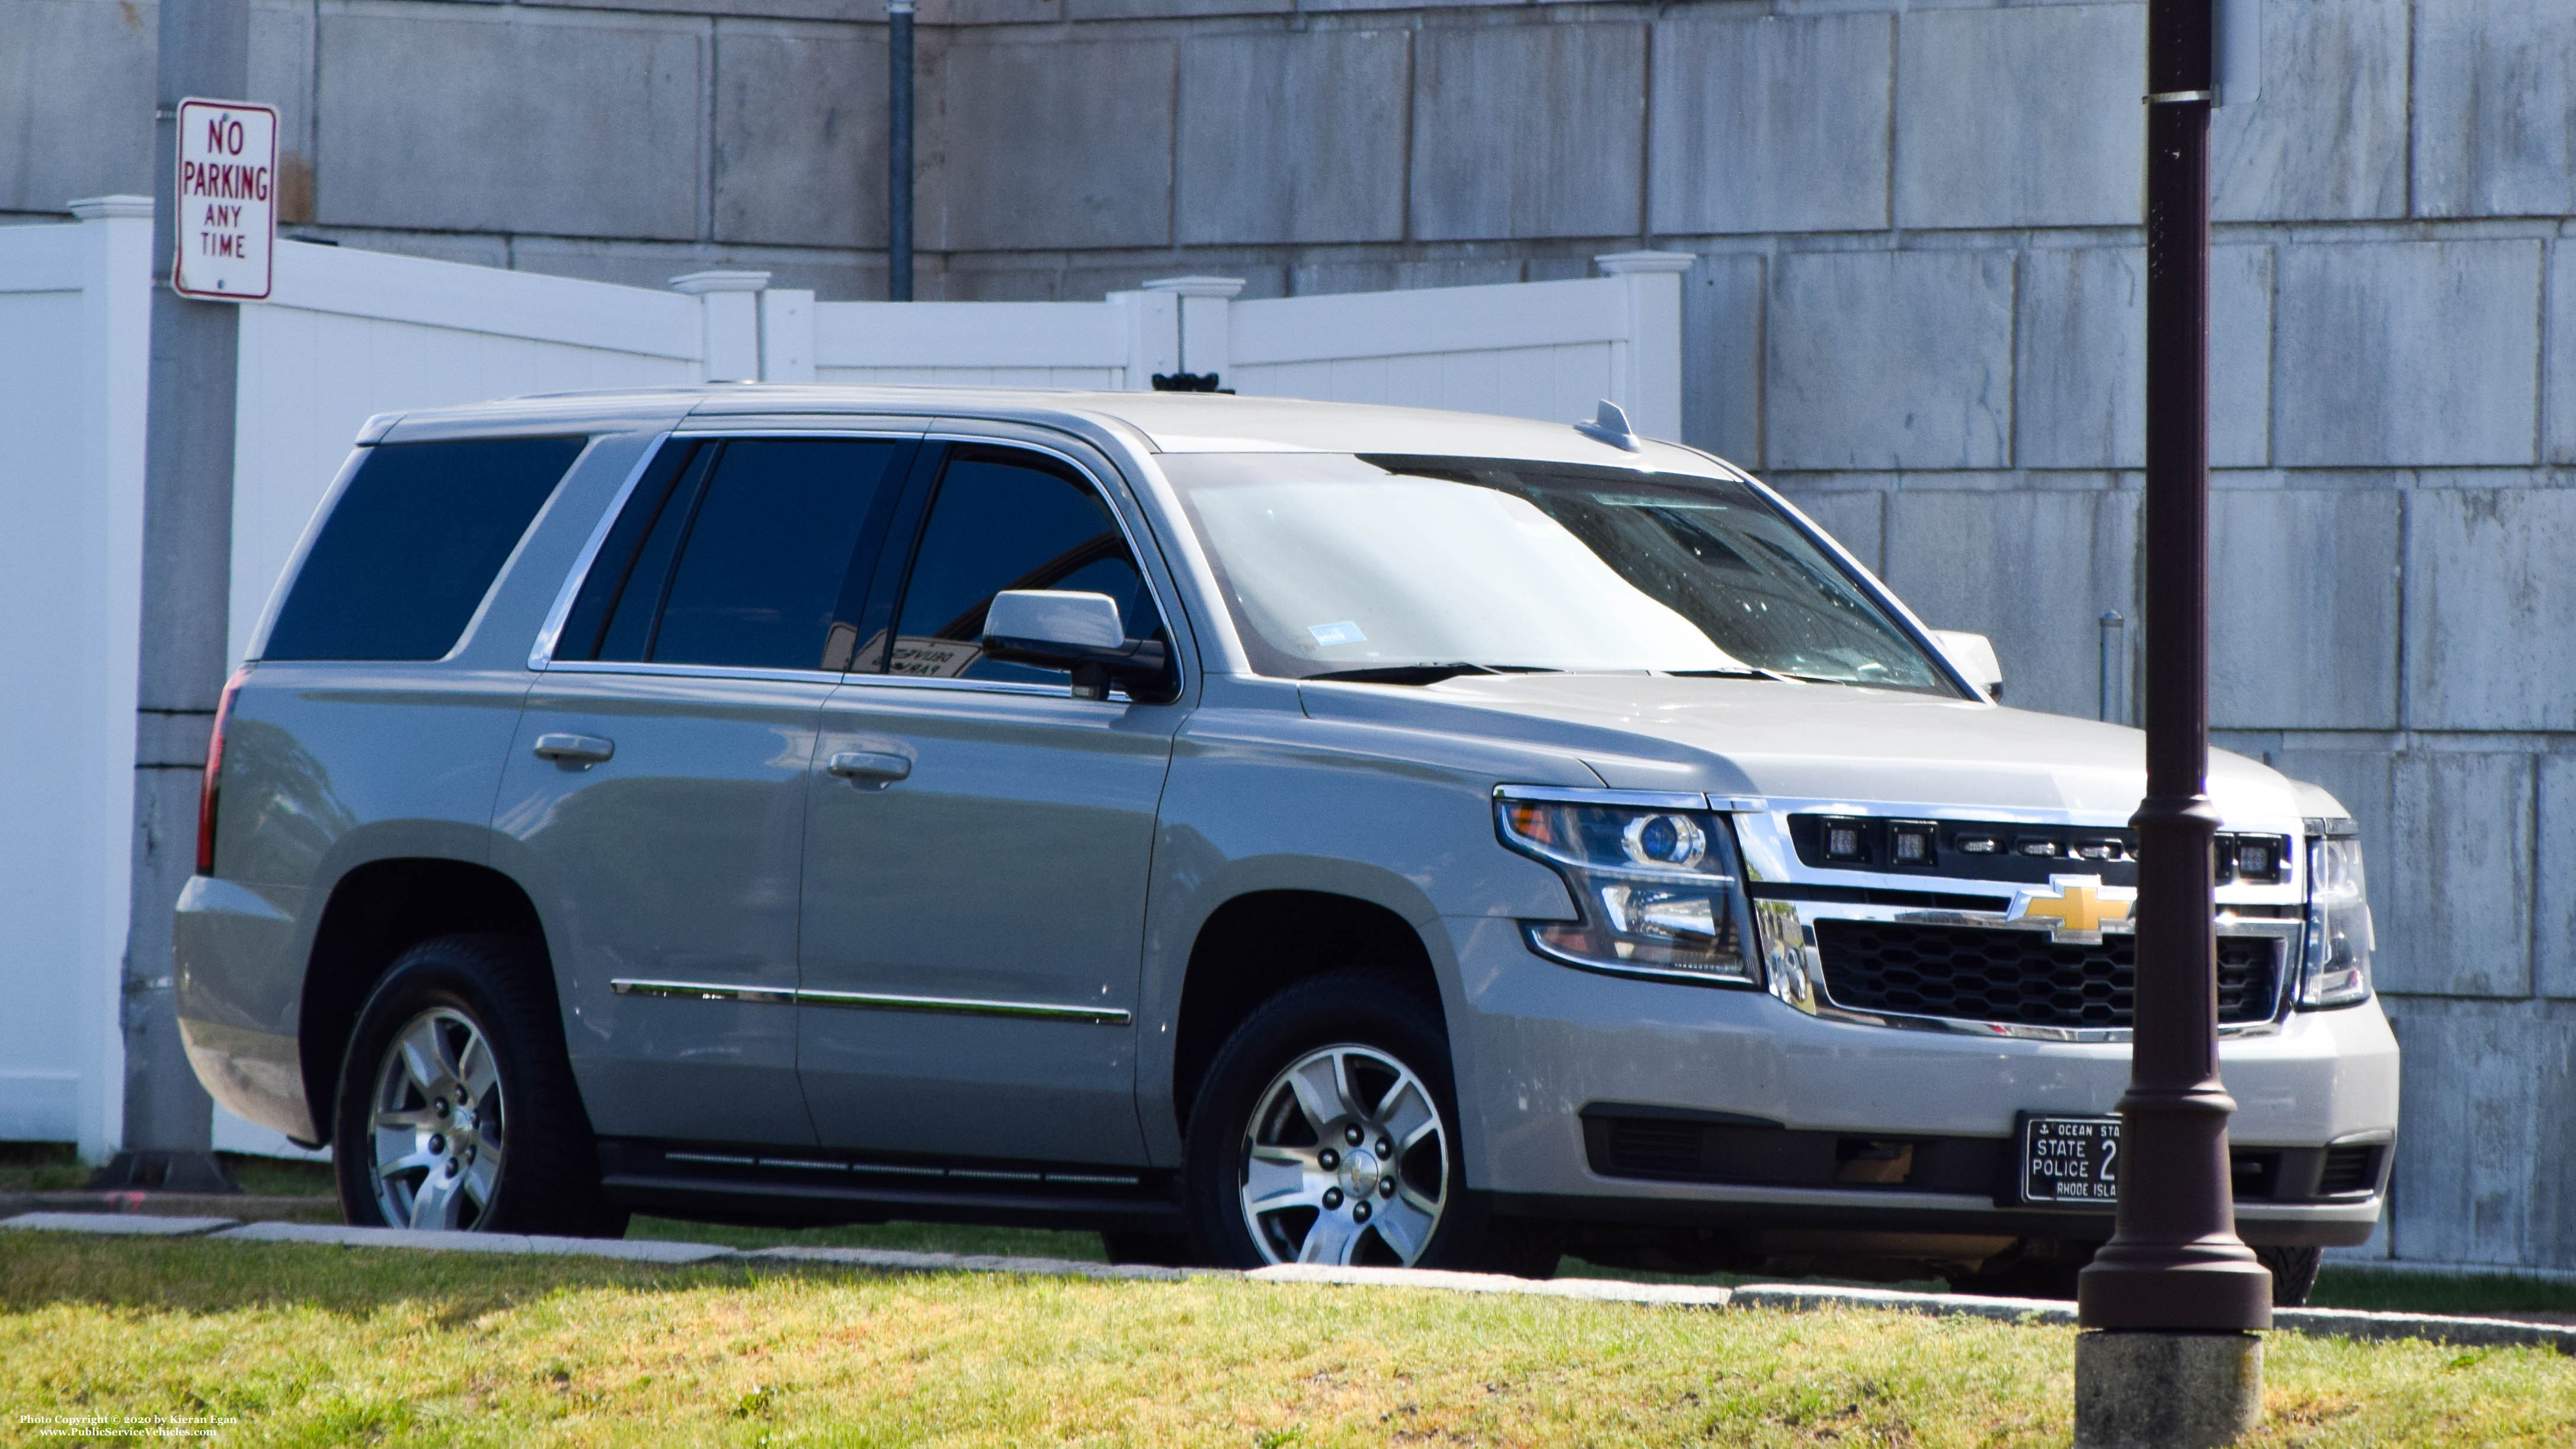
[2022,1115,2121,1204]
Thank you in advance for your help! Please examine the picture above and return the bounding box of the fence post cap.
[1141,276,1246,299]
[669,270,772,295]
[1593,250,1696,276]
[69,196,153,220]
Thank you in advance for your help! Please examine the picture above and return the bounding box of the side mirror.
[981,590,1173,703]
[1929,629,2003,702]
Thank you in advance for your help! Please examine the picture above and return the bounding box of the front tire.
[332,933,626,1237]
[1182,971,1552,1275]
[2258,1245,2322,1307]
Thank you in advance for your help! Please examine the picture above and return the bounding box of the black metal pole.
[887,0,914,302]
[2075,0,2271,1336]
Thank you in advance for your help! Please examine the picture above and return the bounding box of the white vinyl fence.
[0,198,1687,1160]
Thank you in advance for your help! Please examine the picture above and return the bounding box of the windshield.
[1160,453,1957,694]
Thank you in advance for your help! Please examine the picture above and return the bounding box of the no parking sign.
[173,98,277,301]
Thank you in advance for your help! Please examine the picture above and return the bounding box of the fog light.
[1822,819,1867,862]
[1889,821,1937,866]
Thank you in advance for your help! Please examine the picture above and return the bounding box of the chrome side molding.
[610,978,1132,1025]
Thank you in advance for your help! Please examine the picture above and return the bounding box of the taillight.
[196,667,249,876]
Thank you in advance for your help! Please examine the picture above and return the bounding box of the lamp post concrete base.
[2073,1331,2263,1449]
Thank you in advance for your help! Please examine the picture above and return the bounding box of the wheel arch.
[297,857,551,1138]
[1167,887,1449,1138]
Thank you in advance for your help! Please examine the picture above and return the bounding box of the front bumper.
[1441,915,2399,1247]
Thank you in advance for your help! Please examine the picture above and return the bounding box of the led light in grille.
[2016,837,2061,858]
[2235,840,2279,881]
[1956,834,2002,855]
[1822,819,1867,862]
[1888,821,1937,867]
[2073,838,2123,862]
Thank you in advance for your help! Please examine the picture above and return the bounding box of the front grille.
[2318,1144,2381,1195]
[1813,920,2281,1030]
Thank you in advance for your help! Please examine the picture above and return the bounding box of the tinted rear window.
[264,436,587,661]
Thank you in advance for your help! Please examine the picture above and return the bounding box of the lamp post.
[2072,0,2270,1442]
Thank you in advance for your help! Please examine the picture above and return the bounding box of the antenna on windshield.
[1573,399,1643,452]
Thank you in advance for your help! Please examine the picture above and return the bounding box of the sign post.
[172,99,276,302]
[89,0,253,1194]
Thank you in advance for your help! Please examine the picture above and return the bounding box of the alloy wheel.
[1237,1042,1448,1265]
[367,1006,506,1230]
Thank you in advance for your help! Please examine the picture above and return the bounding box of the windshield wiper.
[1304,663,1563,686]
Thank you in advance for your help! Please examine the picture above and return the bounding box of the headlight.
[2300,828,2374,1009]
[1497,796,1758,984]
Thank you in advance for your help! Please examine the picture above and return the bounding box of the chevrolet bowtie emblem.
[2008,874,2136,933]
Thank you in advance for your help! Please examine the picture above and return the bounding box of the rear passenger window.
[559,438,907,671]
[886,449,1161,684]
[263,436,587,661]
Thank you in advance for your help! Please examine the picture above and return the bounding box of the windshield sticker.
[1308,621,1366,647]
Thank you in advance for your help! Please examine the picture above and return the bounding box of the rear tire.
[332,933,626,1237]
[1181,970,1553,1276]
[2258,1245,2323,1307]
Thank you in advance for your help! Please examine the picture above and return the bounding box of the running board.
[597,1138,1183,1233]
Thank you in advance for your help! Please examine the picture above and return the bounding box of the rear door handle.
[826,750,911,783]
[533,733,616,766]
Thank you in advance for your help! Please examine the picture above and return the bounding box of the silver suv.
[175,388,2396,1298]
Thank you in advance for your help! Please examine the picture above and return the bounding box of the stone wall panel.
[1893,4,2143,230]
[2414,0,2576,220]
[2537,756,2576,1001]
[1177,31,1408,246]
[315,9,706,239]
[1,0,156,214]
[713,27,887,249]
[934,38,1174,251]
[2405,488,2576,731]
[1410,24,1644,242]
[1768,250,2014,471]
[2380,999,2576,1269]
[2015,247,2142,471]
[2209,490,2401,731]
[1649,13,1891,236]
[2211,0,2409,222]
[2383,750,2535,999]
[1880,488,2136,719]
[2273,241,2542,468]
[1681,252,1763,466]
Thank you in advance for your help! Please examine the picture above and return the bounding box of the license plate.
[2021,1114,2121,1205]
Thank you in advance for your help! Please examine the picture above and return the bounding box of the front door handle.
[533,733,616,767]
[827,750,911,783]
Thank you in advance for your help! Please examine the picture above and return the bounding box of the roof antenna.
[1574,399,1643,452]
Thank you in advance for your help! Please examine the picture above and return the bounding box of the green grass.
[5,1232,2574,1447]
[2311,1268,2576,1318]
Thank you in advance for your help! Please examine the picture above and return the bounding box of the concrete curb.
[210,1221,735,1263]
[2,1211,241,1237]
[0,1192,330,1223]
[1730,1282,2076,1326]
[749,1245,1212,1281]
[1250,1262,1733,1307]
[6,1211,2571,1352]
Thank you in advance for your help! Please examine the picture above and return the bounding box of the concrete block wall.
[9,0,2574,1272]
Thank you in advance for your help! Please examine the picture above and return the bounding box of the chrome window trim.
[540,659,852,687]
[1493,783,1710,811]
[610,977,1132,1026]
[830,672,1125,703]
[530,434,678,670]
